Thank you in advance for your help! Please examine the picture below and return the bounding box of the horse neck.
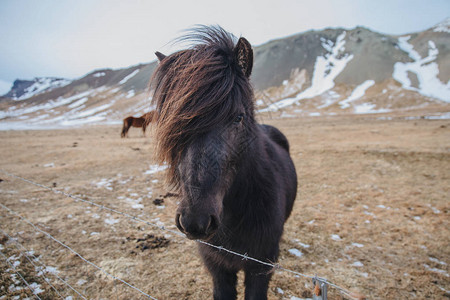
[225,128,272,208]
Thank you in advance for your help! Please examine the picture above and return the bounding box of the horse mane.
[143,111,155,123]
[150,26,255,184]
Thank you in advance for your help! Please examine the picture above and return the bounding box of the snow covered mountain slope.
[254,19,449,116]
[1,20,449,130]
[5,77,72,100]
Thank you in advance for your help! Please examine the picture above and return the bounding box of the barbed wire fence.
[0,202,157,300]
[0,228,87,300]
[0,249,44,300]
[0,168,364,300]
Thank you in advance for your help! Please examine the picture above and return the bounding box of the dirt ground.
[0,111,449,299]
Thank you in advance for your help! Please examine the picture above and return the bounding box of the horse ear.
[234,37,253,78]
[155,51,166,62]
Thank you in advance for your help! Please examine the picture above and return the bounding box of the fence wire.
[0,228,88,300]
[0,202,158,300]
[0,249,42,300]
[0,168,359,299]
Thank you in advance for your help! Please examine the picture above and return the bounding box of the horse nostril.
[176,213,218,239]
[175,213,185,232]
[207,215,219,233]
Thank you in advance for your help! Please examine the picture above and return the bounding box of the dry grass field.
[0,111,449,299]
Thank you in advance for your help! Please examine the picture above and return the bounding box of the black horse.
[151,26,297,300]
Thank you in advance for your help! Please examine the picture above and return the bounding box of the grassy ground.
[0,112,449,299]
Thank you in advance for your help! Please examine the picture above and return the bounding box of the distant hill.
[5,77,72,100]
[1,19,449,129]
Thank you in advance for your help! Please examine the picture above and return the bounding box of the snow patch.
[29,282,44,294]
[317,90,341,108]
[393,36,450,102]
[126,89,135,98]
[425,112,450,120]
[93,72,106,77]
[428,204,441,214]
[144,164,168,175]
[339,80,375,109]
[354,103,390,114]
[105,218,120,225]
[93,178,113,191]
[429,257,447,266]
[67,97,88,109]
[0,90,93,120]
[293,239,310,248]
[331,234,342,241]
[288,248,303,257]
[423,264,449,277]
[68,103,112,119]
[119,69,140,85]
[352,261,364,267]
[260,31,354,112]
[13,78,72,101]
[433,18,450,33]
[37,266,58,276]
[125,197,144,209]
[77,279,88,285]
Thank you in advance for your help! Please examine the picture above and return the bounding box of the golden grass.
[0,111,449,299]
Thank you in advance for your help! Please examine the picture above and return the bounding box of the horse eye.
[234,114,244,124]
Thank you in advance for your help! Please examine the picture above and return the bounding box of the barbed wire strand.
[0,249,43,300]
[0,168,358,299]
[0,169,186,238]
[0,228,88,300]
[0,229,65,300]
[0,203,158,300]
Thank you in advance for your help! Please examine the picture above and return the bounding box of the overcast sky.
[0,0,448,94]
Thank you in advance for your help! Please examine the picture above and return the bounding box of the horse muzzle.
[175,212,219,240]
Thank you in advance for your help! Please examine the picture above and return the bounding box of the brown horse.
[151,26,297,300]
[121,111,155,138]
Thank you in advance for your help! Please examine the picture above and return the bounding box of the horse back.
[260,124,290,153]
[259,124,297,221]
[132,117,145,127]
[124,116,133,125]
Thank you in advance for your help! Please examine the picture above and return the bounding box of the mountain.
[253,19,450,114]
[1,19,449,129]
[5,77,72,100]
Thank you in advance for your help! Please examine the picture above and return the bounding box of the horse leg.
[209,267,238,300]
[121,118,131,138]
[124,124,130,138]
[142,123,147,137]
[244,270,272,300]
[121,124,127,138]
[199,244,238,299]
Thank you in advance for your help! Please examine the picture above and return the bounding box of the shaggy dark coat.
[150,26,297,300]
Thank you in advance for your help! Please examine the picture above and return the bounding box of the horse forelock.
[150,26,254,186]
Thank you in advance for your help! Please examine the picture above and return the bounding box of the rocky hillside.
[1,19,449,129]
[5,77,72,100]
[254,19,449,115]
